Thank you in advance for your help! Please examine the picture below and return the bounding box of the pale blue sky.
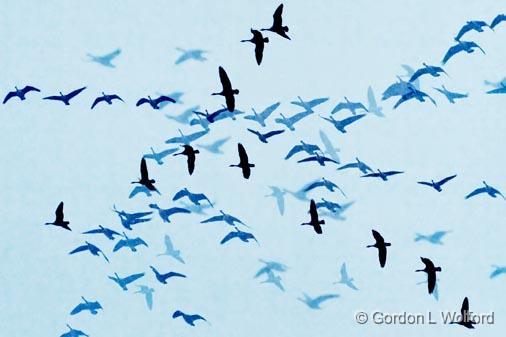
[1,1,506,336]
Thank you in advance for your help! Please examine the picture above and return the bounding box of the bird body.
[486,82,506,94]
[202,210,247,227]
[291,96,328,113]
[301,199,325,234]
[87,49,121,67]
[241,29,269,65]
[416,257,441,294]
[173,188,212,207]
[417,174,457,192]
[442,40,485,64]
[113,232,148,252]
[393,87,436,109]
[285,141,321,160]
[131,158,158,192]
[414,230,451,245]
[45,202,71,231]
[298,293,339,309]
[433,86,468,103]
[70,297,103,315]
[297,152,338,166]
[450,297,476,329]
[244,102,280,126]
[409,63,447,82]
[274,110,312,131]
[172,310,208,326]
[69,241,109,262]
[230,143,254,179]
[91,92,123,109]
[331,97,368,115]
[455,20,489,41]
[334,263,358,290]
[175,48,207,64]
[174,145,199,175]
[212,66,239,112]
[338,157,372,174]
[220,227,257,245]
[247,128,285,143]
[135,285,155,310]
[82,225,120,240]
[157,234,185,263]
[367,230,391,268]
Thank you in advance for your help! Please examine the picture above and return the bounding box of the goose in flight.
[465,181,504,199]
[59,324,89,337]
[220,227,258,245]
[135,285,155,310]
[450,297,476,329]
[156,91,184,107]
[291,96,329,113]
[201,210,247,227]
[212,66,239,112]
[319,130,340,163]
[174,145,199,175]
[112,205,152,230]
[409,63,447,82]
[241,29,269,65]
[490,265,506,279]
[131,158,159,193]
[136,95,175,109]
[172,310,208,326]
[298,293,339,309]
[87,48,121,67]
[433,85,468,103]
[175,48,208,65]
[91,92,123,109]
[129,185,155,199]
[382,76,416,101]
[43,87,86,105]
[338,157,372,174]
[367,230,391,268]
[247,128,285,143]
[303,177,345,196]
[230,143,255,179]
[400,64,420,89]
[244,102,280,127]
[254,259,288,278]
[70,297,103,315]
[416,257,441,294]
[198,136,230,154]
[319,201,354,221]
[315,198,342,213]
[69,241,109,262]
[193,108,227,124]
[261,3,290,40]
[274,110,312,131]
[260,269,285,291]
[455,20,489,41]
[417,174,457,192]
[150,266,186,284]
[331,97,368,115]
[284,141,321,160]
[45,202,71,231]
[301,199,325,234]
[148,204,191,223]
[3,85,40,104]
[173,188,212,207]
[143,147,178,165]
[157,234,185,264]
[367,86,384,117]
[486,82,506,94]
[490,14,506,30]
[442,40,485,65]
[165,106,199,124]
[362,169,404,181]
[113,232,148,253]
[165,129,209,145]
[334,263,358,290]
[414,230,451,245]
[393,87,436,109]
[297,152,338,166]
[108,272,145,291]
[265,186,286,215]
[320,114,366,133]
[82,225,121,240]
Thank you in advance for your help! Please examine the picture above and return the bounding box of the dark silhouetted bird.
[367,230,391,268]
[455,20,488,41]
[261,4,290,40]
[362,169,404,181]
[45,202,71,231]
[247,128,285,143]
[418,174,457,192]
[173,188,213,207]
[230,143,254,179]
[301,199,325,234]
[108,272,145,291]
[132,158,158,192]
[450,297,476,329]
[174,145,199,175]
[3,85,40,104]
[220,227,258,245]
[490,14,506,30]
[212,66,239,112]
[409,63,447,82]
[91,92,124,109]
[70,297,103,315]
[172,310,208,326]
[82,225,121,240]
[465,181,504,199]
[416,257,441,294]
[69,241,109,262]
[150,265,186,284]
[320,114,366,133]
[43,87,86,105]
[241,29,269,65]
[442,40,485,64]
[244,102,280,127]
[136,95,175,109]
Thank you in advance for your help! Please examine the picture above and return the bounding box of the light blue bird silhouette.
[112,205,152,230]
[129,185,158,199]
[490,265,506,279]
[367,86,384,117]
[414,231,452,245]
[484,77,506,88]
[298,293,339,309]
[290,96,329,113]
[315,198,342,213]
[320,114,366,133]
[143,147,178,165]
[108,272,145,291]
[433,86,468,103]
[70,296,103,315]
[486,82,506,94]
[60,324,89,337]
[149,204,191,223]
[465,181,505,199]
[255,259,288,278]
[113,232,148,252]
[409,63,447,82]
[189,113,211,131]
[382,76,416,101]
[260,269,285,291]
[135,285,154,310]
[334,263,358,290]
[165,129,209,145]
[244,102,281,127]
[319,130,341,163]
[175,48,208,65]
[274,110,312,131]
[69,241,109,262]
[82,225,121,240]
[150,265,186,284]
[201,210,248,227]
[265,186,286,215]
[338,157,372,174]
[165,106,200,124]
[178,201,213,215]
[331,97,368,115]
[157,234,185,264]
[319,201,354,221]
[400,65,420,89]
[87,48,121,68]
[285,140,321,160]
[393,87,436,109]
[220,227,258,245]
[197,136,230,154]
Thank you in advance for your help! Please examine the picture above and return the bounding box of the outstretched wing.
[465,187,486,199]
[264,129,285,138]
[303,181,322,192]
[314,294,339,304]
[442,44,462,64]
[67,87,87,100]
[220,231,238,244]
[167,207,191,216]
[372,229,383,243]
[22,86,41,94]
[104,48,121,59]
[55,202,65,222]
[218,66,232,92]
[124,272,145,285]
[69,245,88,255]
[260,102,281,119]
[113,240,127,252]
[201,215,224,223]
[285,145,303,159]
[70,303,87,315]
[438,174,457,186]
[91,96,105,109]
[340,114,366,127]
[154,95,176,105]
[172,189,189,201]
[2,91,17,104]
[337,163,358,170]
[136,98,149,106]
[272,3,284,27]
[131,237,148,247]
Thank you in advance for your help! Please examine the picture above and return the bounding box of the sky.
[1,0,506,336]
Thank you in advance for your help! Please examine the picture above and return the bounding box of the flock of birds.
[7,4,506,336]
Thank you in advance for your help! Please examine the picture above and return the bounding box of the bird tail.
[435,267,442,272]
[414,233,423,241]
[249,164,255,167]
[319,220,325,225]
[264,37,269,43]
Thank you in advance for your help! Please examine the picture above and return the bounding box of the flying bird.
[108,272,145,291]
[175,48,208,65]
[367,86,384,117]
[315,198,342,213]
[362,169,404,181]
[442,40,485,65]
[173,188,212,207]
[319,130,341,163]
[131,158,158,192]
[69,241,109,262]
[367,230,391,268]
[486,82,506,94]
[136,95,175,109]
[165,106,199,124]
[393,87,436,109]
[303,178,345,196]
[433,85,468,103]
[82,225,121,240]
[260,269,285,291]
[297,152,338,166]
[157,234,185,264]
[409,63,447,82]
[172,310,208,326]
[148,204,191,223]
[3,85,40,104]
[135,285,155,310]
[244,102,280,127]
[150,265,186,284]
[261,3,290,40]
[247,128,285,143]
[113,232,148,252]
[490,265,506,279]
[338,157,372,174]
[418,174,457,192]
[43,87,86,105]
[414,230,452,245]
[331,97,368,115]
[165,129,209,145]
[291,96,329,113]
[220,227,258,245]
[45,202,70,231]
[450,297,476,329]
[284,141,321,160]
[455,20,489,41]
[241,29,269,65]
[333,263,358,290]
[416,257,441,294]
[198,137,230,154]
[90,92,123,109]
[301,199,325,234]
[201,210,247,227]
[59,324,89,337]
[143,147,178,165]
[193,108,228,124]
[320,114,366,133]
[400,64,420,89]
[229,143,255,179]
[112,205,152,230]
[212,66,239,112]
[70,297,103,315]
[87,48,121,67]
[490,14,506,30]
[255,259,288,278]
[465,181,504,199]
[298,293,339,309]
[174,145,199,175]
[265,186,286,215]
[274,110,312,131]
